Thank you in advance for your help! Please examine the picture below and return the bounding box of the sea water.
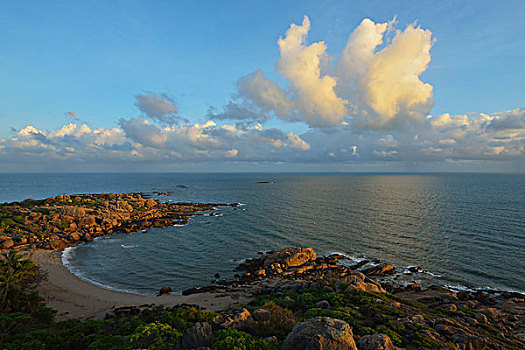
[1,173,523,295]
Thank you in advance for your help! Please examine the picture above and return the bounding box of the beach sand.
[29,249,249,321]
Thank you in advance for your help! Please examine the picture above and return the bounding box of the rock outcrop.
[357,334,394,350]
[158,286,172,296]
[181,322,213,349]
[282,317,358,350]
[211,307,253,332]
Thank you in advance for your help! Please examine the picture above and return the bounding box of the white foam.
[61,246,76,266]
[121,244,137,249]
[325,251,366,262]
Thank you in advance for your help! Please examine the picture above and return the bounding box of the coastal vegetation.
[0,195,523,349]
[1,247,524,349]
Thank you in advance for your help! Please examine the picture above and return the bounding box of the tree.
[0,250,43,312]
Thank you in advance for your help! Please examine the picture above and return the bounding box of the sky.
[0,0,524,172]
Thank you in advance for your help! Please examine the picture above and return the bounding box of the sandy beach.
[29,249,248,320]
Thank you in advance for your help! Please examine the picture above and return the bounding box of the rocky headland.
[166,247,524,349]
[0,192,237,252]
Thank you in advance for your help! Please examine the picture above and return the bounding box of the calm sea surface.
[0,173,523,295]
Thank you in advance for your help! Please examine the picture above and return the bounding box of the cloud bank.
[1,108,523,170]
[1,16,523,171]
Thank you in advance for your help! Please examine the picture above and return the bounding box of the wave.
[61,247,150,296]
[121,244,137,249]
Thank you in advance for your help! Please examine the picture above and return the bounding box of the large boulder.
[68,232,80,241]
[282,317,358,350]
[212,307,253,332]
[43,239,69,250]
[158,286,172,296]
[361,263,395,275]
[236,247,317,272]
[61,206,85,218]
[181,322,213,349]
[337,273,386,294]
[145,198,157,207]
[357,334,394,350]
[79,215,97,227]
[279,247,317,267]
[0,237,14,250]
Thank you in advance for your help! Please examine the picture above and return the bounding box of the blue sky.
[0,0,524,172]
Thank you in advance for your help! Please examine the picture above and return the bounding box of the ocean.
[1,173,523,295]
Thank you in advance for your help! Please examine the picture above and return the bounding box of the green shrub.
[211,329,275,350]
[127,321,182,350]
[253,302,296,339]
[1,218,16,227]
[296,292,316,309]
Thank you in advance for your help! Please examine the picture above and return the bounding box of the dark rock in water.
[214,273,221,279]
[181,322,213,349]
[257,181,273,183]
[158,286,172,296]
[282,317,357,350]
[361,263,395,275]
[357,334,394,350]
[349,260,369,270]
[175,184,188,188]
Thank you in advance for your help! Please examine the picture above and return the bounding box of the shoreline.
[29,249,251,320]
[31,246,525,322]
[20,247,525,348]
